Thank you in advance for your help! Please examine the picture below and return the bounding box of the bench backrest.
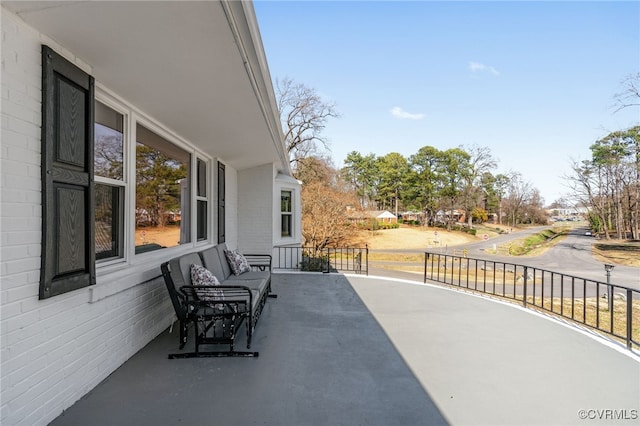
[199,244,230,281]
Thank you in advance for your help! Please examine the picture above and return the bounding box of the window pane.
[197,200,207,241]
[135,124,191,253]
[281,214,292,237]
[197,158,207,197]
[95,102,124,180]
[95,183,123,260]
[281,191,292,213]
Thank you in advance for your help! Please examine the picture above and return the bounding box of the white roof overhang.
[3,0,290,173]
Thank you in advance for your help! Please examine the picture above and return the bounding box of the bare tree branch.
[613,72,640,113]
[276,77,339,174]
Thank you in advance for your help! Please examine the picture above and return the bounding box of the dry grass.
[360,225,640,268]
[592,241,640,267]
[525,296,640,347]
[135,225,181,248]
[360,225,478,250]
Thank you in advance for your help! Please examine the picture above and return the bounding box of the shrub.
[300,255,328,272]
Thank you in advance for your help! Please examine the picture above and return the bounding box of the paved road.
[370,226,640,291]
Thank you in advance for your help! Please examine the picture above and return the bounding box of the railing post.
[627,288,633,350]
[325,248,331,273]
[523,266,528,308]
[424,253,429,283]
[365,245,369,275]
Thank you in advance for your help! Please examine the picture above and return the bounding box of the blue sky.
[254,1,640,205]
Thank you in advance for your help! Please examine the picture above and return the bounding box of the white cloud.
[390,106,425,120]
[469,61,500,76]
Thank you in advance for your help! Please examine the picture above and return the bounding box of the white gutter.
[220,0,292,176]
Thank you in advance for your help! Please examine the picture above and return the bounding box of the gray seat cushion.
[223,278,269,296]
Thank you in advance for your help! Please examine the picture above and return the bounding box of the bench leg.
[169,351,258,359]
[179,320,188,349]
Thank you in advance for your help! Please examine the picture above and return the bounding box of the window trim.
[92,85,216,279]
[281,189,293,238]
[134,121,192,251]
[217,161,226,244]
[94,96,129,265]
[195,156,210,242]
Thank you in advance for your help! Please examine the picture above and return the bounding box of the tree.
[341,151,379,208]
[502,172,533,227]
[492,173,511,225]
[135,144,187,228]
[437,148,471,230]
[295,155,335,186]
[375,152,410,216]
[297,156,360,251]
[613,72,640,113]
[408,146,443,225]
[459,145,497,228]
[276,77,339,175]
[569,126,640,239]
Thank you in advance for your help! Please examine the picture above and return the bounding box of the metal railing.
[275,246,368,275]
[424,251,639,351]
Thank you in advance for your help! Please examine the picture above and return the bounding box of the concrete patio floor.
[50,273,639,426]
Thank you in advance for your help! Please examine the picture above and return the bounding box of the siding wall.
[1,11,176,426]
[237,163,274,254]
[224,164,239,249]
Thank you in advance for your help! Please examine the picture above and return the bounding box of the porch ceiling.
[3,1,288,172]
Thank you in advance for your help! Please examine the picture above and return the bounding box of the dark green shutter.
[40,46,95,299]
[217,161,225,243]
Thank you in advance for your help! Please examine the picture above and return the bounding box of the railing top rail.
[424,250,639,294]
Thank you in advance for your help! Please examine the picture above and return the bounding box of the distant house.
[349,209,398,225]
[373,210,398,224]
[436,209,465,224]
[0,2,301,425]
[399,211,424,223]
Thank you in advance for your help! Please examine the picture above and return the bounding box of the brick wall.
[1,11,173,426]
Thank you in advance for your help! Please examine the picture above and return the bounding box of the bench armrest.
[243,254,272,271]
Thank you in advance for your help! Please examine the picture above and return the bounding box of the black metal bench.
[161,243,274,358]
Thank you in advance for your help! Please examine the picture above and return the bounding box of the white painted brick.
[2,203,33,217]
[4,258,40,275]
[0,188,26,202]
[1,300,22,321]
[6,232,40,248]
[0,174,40,193]
[1,11,191,426]
[0,272,29,290]
[6,115,40,140]
[0,245,29,261]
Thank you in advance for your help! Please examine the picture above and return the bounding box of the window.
[41,45,216,298]
[196,158,208,241]
[135,124,191,253]
[281,190,292,237]
[94,101,125,260]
